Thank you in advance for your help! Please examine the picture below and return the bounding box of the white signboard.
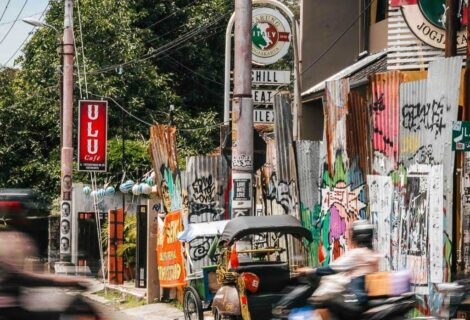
[254,109,274,123]
[252,69,290,85]
[252,8,292,65]
[252,90,275,105]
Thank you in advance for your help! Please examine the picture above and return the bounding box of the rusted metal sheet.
[149,124,182,213]
[347,91,372,178]
[181,155,229,274]
[399,79,427,166]
[324,79,350,176]
[272,93,298,217]
[370,71,404,175]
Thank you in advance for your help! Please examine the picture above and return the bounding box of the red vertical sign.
[78,100,108,172]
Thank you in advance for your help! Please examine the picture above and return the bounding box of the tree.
[0,0,227,204]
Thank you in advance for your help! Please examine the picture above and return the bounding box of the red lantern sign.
[78,100,108,172]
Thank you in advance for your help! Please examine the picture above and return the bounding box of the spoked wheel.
[183,287,204,320]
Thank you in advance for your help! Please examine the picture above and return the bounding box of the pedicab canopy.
[218,215,313,246]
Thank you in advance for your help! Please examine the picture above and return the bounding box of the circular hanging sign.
[400,0,467,49]
[252,8,291,65]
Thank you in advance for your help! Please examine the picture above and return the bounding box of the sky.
[0,0,50,68]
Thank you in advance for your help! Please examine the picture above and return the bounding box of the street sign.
[252,8,291,65]
[252,90,275,104]
[452,121,470,151]
[78,100,108,172]
[252,69,290,85]
[254,109,274,123]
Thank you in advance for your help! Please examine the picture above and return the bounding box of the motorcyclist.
[0,227,88,319]
[276,220,380,318]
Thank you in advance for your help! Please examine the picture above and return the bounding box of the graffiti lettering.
[370,93,385,112]
[401,99,446,137]
[189,237,214,261]
[188,174,225,223]
[164,219,180,244]
[321,184,366,216]
[407,144,435,165]
[188,201,224,223]
[158,264,182,281]
[267,173,295,212]
[191,176,216,203]
[232,154,253,168]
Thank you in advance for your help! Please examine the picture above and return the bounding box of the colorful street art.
[301,154,366,266]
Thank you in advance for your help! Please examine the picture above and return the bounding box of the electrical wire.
[0,9,44,26]
[0,0,28,46]
[73,28,83,98]
[146,0,201,29]
[76,0,88,95]
[300,0,376,76]
[84,90,153,127]
[3,0,50,67]
[165,55,224,86]
[83,89,228,132]
[85,11,230,76]
[0,0,11,23]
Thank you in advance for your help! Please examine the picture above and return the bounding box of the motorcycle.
[0,279,102,320]
[272,271,417,320]
[410,278,470,320]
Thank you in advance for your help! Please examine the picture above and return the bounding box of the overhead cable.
[0,0,28,46]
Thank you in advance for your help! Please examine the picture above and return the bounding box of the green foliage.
[117,214,137,268]
[0,0,232,204]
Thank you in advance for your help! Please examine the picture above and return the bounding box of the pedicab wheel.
[183,287,204,320]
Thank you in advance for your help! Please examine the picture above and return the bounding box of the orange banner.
[157,210,186,287]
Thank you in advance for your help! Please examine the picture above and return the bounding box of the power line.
[0,9,43,26]
[165,55,224,86]
[0,0,11,23]
[0,0,28,46]
[84,89,228,132]
[3,1,50,66]
[85,11,230,76]
[146,0,201,29]
[301,0,376,76]
[84,91,153,127]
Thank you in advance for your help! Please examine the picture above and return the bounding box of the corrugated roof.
[301,50,387,97]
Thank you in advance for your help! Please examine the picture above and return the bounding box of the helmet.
[351,220,374,248]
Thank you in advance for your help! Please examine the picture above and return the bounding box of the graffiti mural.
[182,155,229,274]
[370,72,403,175]
[320,158,367,261]
[367,175,393,271]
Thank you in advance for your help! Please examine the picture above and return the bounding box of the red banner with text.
[78,100,108,172]
[157,210,186,287]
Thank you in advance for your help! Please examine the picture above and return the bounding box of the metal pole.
[445,0,458,57]
[60,0,74,263]
[224,14,235,124]
[231,0,254,217]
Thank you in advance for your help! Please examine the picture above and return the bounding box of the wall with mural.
[182,155,230,274]
[298,56,463,315]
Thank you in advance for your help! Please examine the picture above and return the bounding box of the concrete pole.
[59,0,74,262]
[231,0,254,217]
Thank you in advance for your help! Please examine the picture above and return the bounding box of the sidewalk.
[84,280,185,320]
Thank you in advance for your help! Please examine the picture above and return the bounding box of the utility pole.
[231,0,254,217]
[445,0,459,57]
[59,0,74,263]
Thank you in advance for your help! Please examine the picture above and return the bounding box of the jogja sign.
[78,100,108,172]
[393,0,467,49]
[252,8,291,65]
